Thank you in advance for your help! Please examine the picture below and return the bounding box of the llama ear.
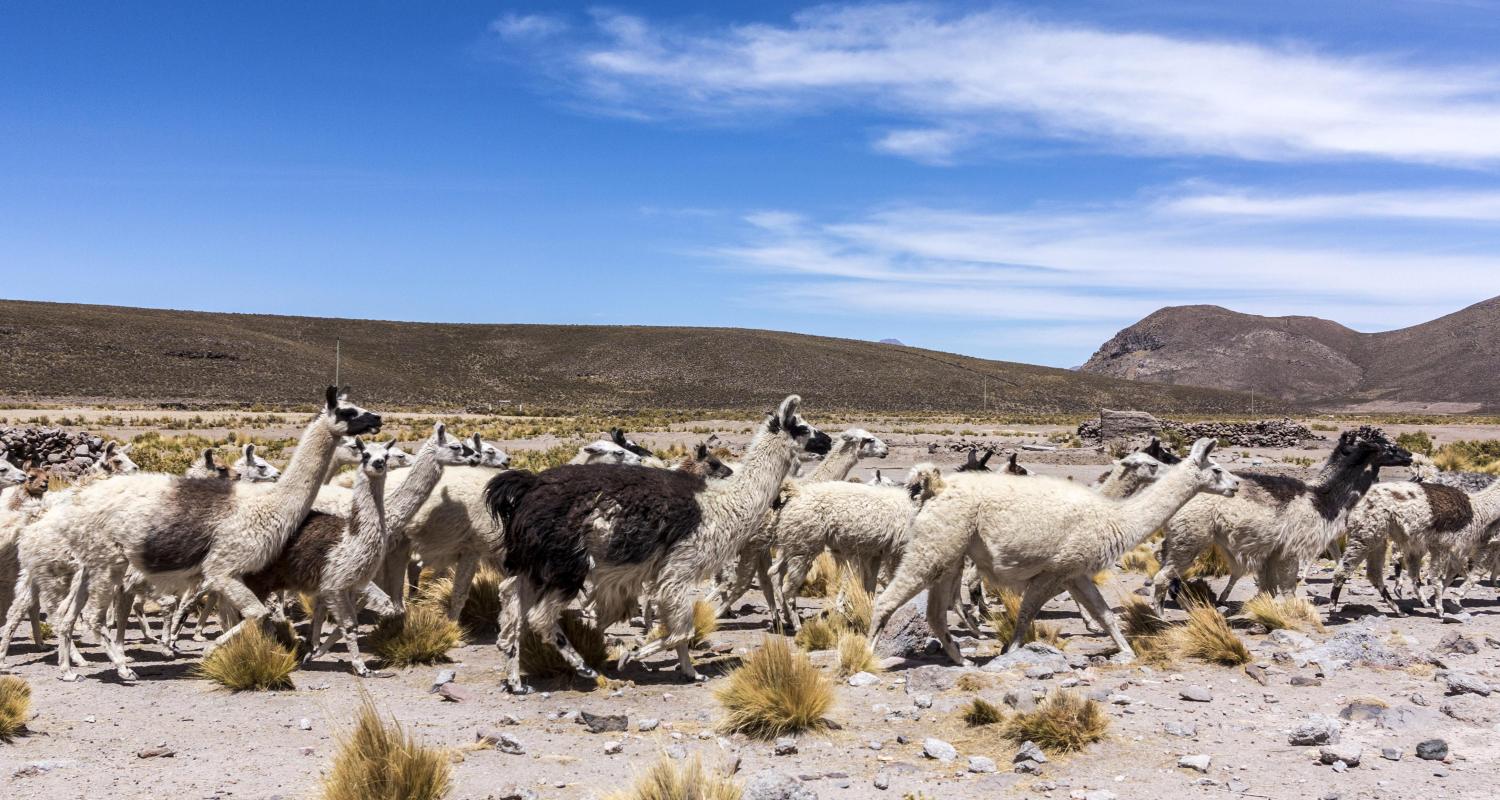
[777,395,801,426]
[353,437,366,453]
[979,450,994,466]
[611,428,629,447]
[471,433,482,450]
[104,441,117,457]
[243,443,256,459]
[202,449,216,468]
[434,422,446,442]
[1009,453,1019,467]
[696,443,709,459]
[1190,437,1216,464]
[326,386,339,409]
[386,438,398,451]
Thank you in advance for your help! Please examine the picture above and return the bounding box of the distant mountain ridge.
[1080,297,1500,412]
[0,299,1267,415]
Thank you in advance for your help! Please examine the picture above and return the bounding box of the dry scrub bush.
[835,632,879,677]
[602,756,742,800]
[417,566,504,636]
[319,692,452,800]
[794,569,872,652]
[800,552,839,598]
[962,697,1005,726]
[793,617,837,652]
[0,676,31,742]
[1171,602,1251,665]
[1119,596,1174,666]
[194,622,297,691]
[520,611,608,680]
[989,590,1064,649]
[1242,593,1324,633]
[1184,545,1233,579]
[954,673,992,692]
[369,606,464,668]
[1120,543,1160,575]
[651,600,719,650]
[716,636,834,740]
[1001,691,1108,754]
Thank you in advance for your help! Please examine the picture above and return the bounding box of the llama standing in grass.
[710,429,887,619]
[37,387,380,680]
[872,439,1238,665]
[1329,478,1500,619]
[485,395,831,692]
[1149,428,1410,612]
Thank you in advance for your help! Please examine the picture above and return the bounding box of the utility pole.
[334,339,341,387]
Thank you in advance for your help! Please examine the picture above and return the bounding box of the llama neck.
[252,413,339,537]
[1467,480,1500,530]
[384,437,445,536]
[349,468,388,548]
[1108,465,1208,562]
[699,424,796,567]
[808,440,859,482]
[1310,454,1377,507]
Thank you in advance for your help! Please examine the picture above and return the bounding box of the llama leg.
[305,600,331,660]
[330,592,370,676]
[775,552,818,632]
[626,590,699,681]
[711,551,759,617]
[446,552,479,623]
[925,566,967,666]
[78,580,136,682]
[53,568,92,681]
[495,575,525,693]
[1068,578,1133,662]
[870,531,971,646]
[754,554,779,625]
[1363,540,1404,616]
[1005,578,1065,655]
[357,582,398,619]
[0,576,37,667]
[531,588,597,681]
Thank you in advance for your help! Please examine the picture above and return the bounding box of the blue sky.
[5,2,1500,367]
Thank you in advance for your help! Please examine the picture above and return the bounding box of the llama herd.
[0,388,1496,695]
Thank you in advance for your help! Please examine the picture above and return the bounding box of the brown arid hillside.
[1081,296,1500,412]
[0,299,1269,415]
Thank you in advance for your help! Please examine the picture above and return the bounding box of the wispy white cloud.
[1161,188,1500,222]
[491,4,1500,165]
[491,13,569,39]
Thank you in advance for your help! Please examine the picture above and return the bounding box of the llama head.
[234,443,280,482]
[1116,451,1166,483]
[384,444,415,469]
[430,424,481,467]
[185,448,231,480]
[693,442,734,479]
[98,441,139,474]
[1338,426,1413,468]
[577,440,643,465]
[333,437,364,466]
[1408,453,1438,482]
[323,386,382,437]
[1141,436,1182,465]
[353,438,390,477]
[610,428,655,459]
[766,395,832,455]
[0,453,26,487]
[905,463,946,504]
[471,433,511,468]
[1004,453,1030,476]
[21,467,50,497]
[838,428,889,459]
[1184,438,1239,497]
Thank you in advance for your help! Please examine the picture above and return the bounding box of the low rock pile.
[0,426,109,476]
[1077,414,1317,449]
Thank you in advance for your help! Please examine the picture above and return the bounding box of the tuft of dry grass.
[602,756,742,800]
[1184,545,1232,578]
[827,569,873,635]
[835,632,879,677]
[962,697,1005,726]
[989,590,1064,649]
[369,606,465,668]
[416,566,504,637]
[1171,602,1251,665]
[1120,543,1160,576]
[318,691,452,800]
[520,612,608,681]
[716,636,834,740]
[1118,596,1174,666]
[1001,691,1109,754]
[793,617,838,652]
[194,622,297,691]
[954,673,992,692]
[0,676,32,742]
[800,552,839,598]
[1242,593,1324,633]
[652,600,720,650]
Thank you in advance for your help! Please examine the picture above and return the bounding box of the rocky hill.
[0,298,1268,415]
[1080,297,1500,412]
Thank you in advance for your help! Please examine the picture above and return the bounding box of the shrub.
[652,600,719,650]
[417,566,503,637]
[962,697,1005,726]
[319,692,452,800]
[1171,602,1251,665]
[989,590,1064,649]
[1433,439,1500,473]
[369,606,464,668]
[1183,545,1232,578]
[792,617,837,652]
[1119,596,1173,666]
[520,611,608,680]
[835,632,878,677]
[716,636,834,739]
[1120,543,1160,576]
[800,552,839,598]
[1242,593,1325,633]
[1396,430,1434,457]
[602,756,742,800]
[194,622,297,691]
[0,676,31,742]
[954,673,992,692]
[1001,691,1109,754]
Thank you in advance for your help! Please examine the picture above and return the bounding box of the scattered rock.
[847,672,880,687]
[983,642,1070,675]
[1178,754,1212,773]
[436,683,470,703]
[637,718,660,732]
[136,746,175,759]
[1296,624,1417,670]
[873,771,890,790]
[297,717,312,731]
[922,738,958,762]
[774,737,798,756]
[1014,759,1044,775]
[1003,689,1036,712]
[875,592,938,658]
[487,789,539,800]
[476,729,526,755]
[1338,700,1388,722]
[1437,632,1479,655]
[1014,741,1049,764]
[743,770,819,800]
[579,711,629,733]
[1244,664,1270,686]
[903,664,960,695]
[1444,672,1492,697]
[1289,676,1323,687]
[1164,721,1197,738]
[1179,686,1213,703]
[911,694,933,709]
[1289,715,1342,746]
[1381,747,1403,761]
[968,755,998,774]
[428,669,456,692]
[1416,739,1449,761]
[1319,745,1362,767]
[666,745,688,760]
[603,740,624,755]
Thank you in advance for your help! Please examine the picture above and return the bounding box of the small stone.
[490,789,539,800]
[1381,747,1402,761]
[298,717,312,731]
[1014,740,1049,764]
[1014,759,1044,775]
[666,745,688,760]
[847,671,880,687]
[428,669,456,692]
[968,755,998,774]
[499,713,521,726]
[136,746,175,759]
[1025,665,1057,679]
[299,746,314,756]
[1437,631,1479,655]
[82,716,96,724]
[774,737,798,756]
[1107,693,1133,705]
[1290,676,1323,687]
[912,694,933,709]
[1319,745,1361,767]
[1444,672,1491,696]
[579,710,629,733]
[873,771,890,790]
[477,729,525,755]
[1331,760,1347,773]
[922,738,958,762]
[604,740,624,755]
[1178,754,1211,773]
[1003,689,1036,712]
[1244,664,1270,686]
[743,770,817,800]
[1179,686,1213,702]
[637,718,660,732]
[1289,715,1342,746]
[1416,739,1448,761]
[436,683,471,703]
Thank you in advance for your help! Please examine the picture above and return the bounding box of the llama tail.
[484,469,540,528]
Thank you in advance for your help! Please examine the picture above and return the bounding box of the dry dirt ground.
[3,415,1499,800]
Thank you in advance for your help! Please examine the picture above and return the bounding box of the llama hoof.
[502,680,531,695]
[118,667,139,682]
[574,666,599,680]
[1108,651,1136,665]
[687,673,707,684]
[353,665,372,677]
